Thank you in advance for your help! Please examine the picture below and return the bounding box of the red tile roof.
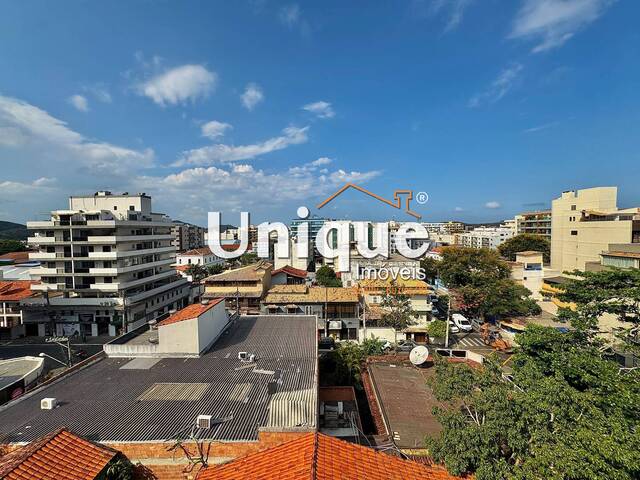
[272,265,308,279]
[0,428,119,480]
[179,247,213,256]
[0,251,31,264]
[157,298,225,327]
[197,433,466,480]
[0,281,36,301]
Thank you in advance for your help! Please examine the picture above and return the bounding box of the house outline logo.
[316,182,424,220]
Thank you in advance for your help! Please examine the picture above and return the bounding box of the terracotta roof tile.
[197,433,466,480]
[179,247,214,256]
[157,298,224,327]
[0,281,37,301]
[272,265,308,278]
[264,286,359,304]
[0,428,118,480]
[204,261,271,282]
[0,252,31,264]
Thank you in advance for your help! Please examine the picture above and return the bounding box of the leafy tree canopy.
[426,325,640,480]
[438,247,511,289]
[0,239,27,255]
[498,234,550,263]
[420,256,440,284]
[316,265,342,287]
[427,319,447,339]
[379,286,417,330]
[206,263,224,276]
[557,268,640,353]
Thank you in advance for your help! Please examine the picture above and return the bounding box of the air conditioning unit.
[196,414,213,429]
[41,398,57,410]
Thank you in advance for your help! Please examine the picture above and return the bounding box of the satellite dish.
[409,346,429,366]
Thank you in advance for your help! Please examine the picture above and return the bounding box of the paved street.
[0,342,104,377]
[447,332,495,354]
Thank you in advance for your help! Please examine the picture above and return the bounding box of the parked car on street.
[448,320,460,334]
[452,313,473,332]
[318,336,335,350]
[395,339,419,352]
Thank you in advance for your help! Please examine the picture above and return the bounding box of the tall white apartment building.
[455,226,514,250]
[26,191,190,337]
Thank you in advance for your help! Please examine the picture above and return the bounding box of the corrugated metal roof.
[0,315,317,444]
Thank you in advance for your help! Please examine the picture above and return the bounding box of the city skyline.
[2,1,640,226]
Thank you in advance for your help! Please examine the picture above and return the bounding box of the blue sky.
[1,0,639,226]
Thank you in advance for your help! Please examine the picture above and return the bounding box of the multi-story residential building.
[25,191,190,337]
[515,210,552,239]
[550,187,640,272]
[455,226,514,250]
[170,220,205,252]
[421,221,465,234]
[203,261,272,314]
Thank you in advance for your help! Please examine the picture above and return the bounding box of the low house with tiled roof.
[197,432,466,480]
[203,261,272,314]
[175,246,224,268]
[262,285,360,340]
[0,428,125,480]
[271,265,308,285]
[0,280,37,340]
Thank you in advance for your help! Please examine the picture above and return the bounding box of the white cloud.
[68,94,89,112]
[135,161,380,217]
[427,0,475,32]
[523,121,559,133]
[0,95,154,176]
[485,201,501,209]
[138,64,217,106]
[468,63,523,108]
[510,0,616,53]
[302,101,335,119]
[201,120,232,139]
[454,206,464,212]
[84,85,112,103]
[0,177,56,192]
[175,125,309,166]
[310,157,332,167]
[279,4,301,27]
[241,83,264,111]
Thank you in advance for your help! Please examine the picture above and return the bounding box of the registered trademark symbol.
[416,191,429,204]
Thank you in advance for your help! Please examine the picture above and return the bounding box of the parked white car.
[452,313,473,332]
[448,320,460,334]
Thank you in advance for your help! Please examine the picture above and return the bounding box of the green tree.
[315,265,342,287]
[206,263,224,276]
[427,319,447,340]
[238,252,258,266]
[0,240,27,255]
[360,337,386,356]
[498,234,550,263]
[557,268,640,352]
[425,326,640,480]
[185,264,208,281]
[438,247,511,289]
[437,247,539,320]
[379,284,417,330]
[420,256,440,283]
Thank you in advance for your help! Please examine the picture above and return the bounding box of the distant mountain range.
[0,221,28,240]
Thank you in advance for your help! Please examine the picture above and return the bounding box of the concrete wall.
[158,302,228,355]
[358,327,399,343]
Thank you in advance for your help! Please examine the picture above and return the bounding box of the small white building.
[156,298,228,355]
[175,247,225,268]
[455,226,514,250]
[510,251,545,300]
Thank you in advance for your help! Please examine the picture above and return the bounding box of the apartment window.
[113,206,117,210]
[571,205,576,211]
[571,230,578,236]
[129,205,135,211]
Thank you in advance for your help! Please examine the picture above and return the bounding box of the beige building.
[203,261,272,314]
[551,187,640,272]
[515,210,552,239]
[509,251,545,300]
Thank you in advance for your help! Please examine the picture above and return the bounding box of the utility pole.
[444,295,451,348]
